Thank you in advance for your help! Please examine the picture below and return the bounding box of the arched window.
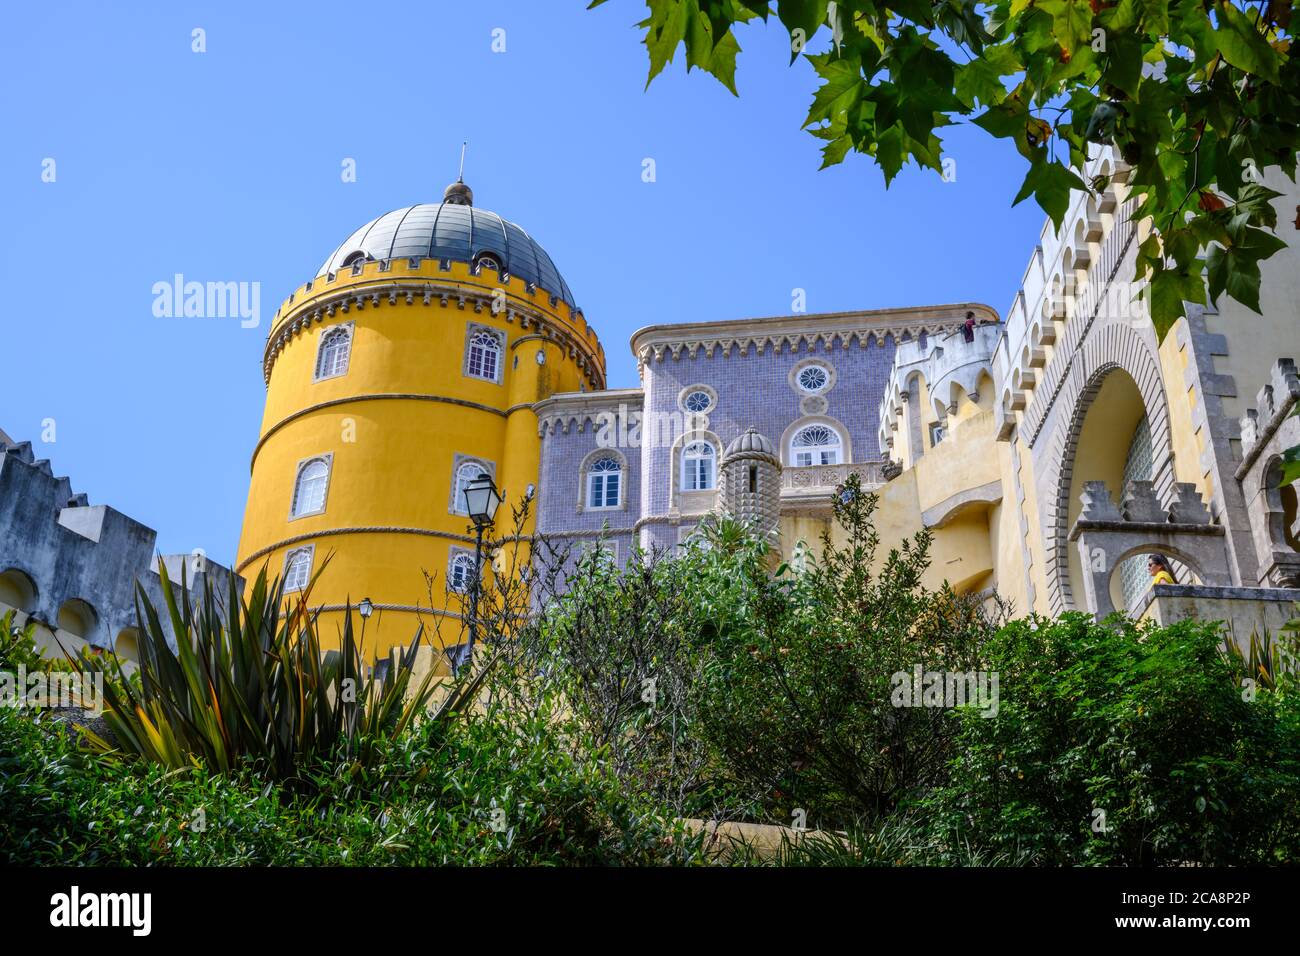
[466,329,503,382]
[474,253,501,273]
[791,424,841,466]
[314,326,352,381]
[448,552,476,592]
[453,461,489,515]
[284,547,314,592]
[681,441,716,491]
[291,457,331,517]
[586,456,622,509]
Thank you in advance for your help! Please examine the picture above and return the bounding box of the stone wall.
[0,433,240,656]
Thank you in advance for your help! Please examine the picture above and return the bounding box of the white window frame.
[796,365,830,394]
[585,456,622,510]
[680,441,717,491]
[447,550,477,592]
[283,546,315,593]
[290,455,332,519]
[790,425,842,467]
[313,323,353,382]
[465,327,504,384]
[681,392,712,416]
[451,460,491,515]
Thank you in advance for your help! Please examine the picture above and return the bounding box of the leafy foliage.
[594,0,1298,334]
[927,613,1300,864]
[691,477,1003,826]
[0,611,44,673]
[0,704,704,866]
[77,562,450,784]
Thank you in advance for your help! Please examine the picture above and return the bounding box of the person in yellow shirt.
[1147,554,1176,587]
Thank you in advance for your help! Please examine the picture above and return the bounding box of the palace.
[237,151,1300,659]
[4,150,1295,667]
[535,148,1300,639]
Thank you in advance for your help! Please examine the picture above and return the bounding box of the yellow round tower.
[236,180,605,659]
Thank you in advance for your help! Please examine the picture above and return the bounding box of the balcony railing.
[781,461,885,496]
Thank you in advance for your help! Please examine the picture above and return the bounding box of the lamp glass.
[463,474,502,525]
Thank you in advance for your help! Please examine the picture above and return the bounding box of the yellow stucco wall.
[237,258,605,660]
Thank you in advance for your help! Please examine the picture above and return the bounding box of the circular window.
[684,390,712,413]
[797,364,830,394]
[677,384,718,416]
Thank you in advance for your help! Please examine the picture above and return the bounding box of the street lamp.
[459,473,502,673]
[357,596,374,655]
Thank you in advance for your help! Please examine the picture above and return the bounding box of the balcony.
[781,461,885,510]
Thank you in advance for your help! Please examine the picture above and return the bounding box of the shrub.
[78,562,449,784]
[0,699,705,866]
[928,613,1300,865]
[689,477,1001,828]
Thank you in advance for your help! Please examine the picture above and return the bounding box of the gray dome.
[318,198,576,308]
[724,428,778,459]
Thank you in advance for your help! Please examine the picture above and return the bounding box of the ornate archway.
[1041,322,1175,612]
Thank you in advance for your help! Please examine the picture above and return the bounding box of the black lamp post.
[357,597,375,680]
[459,473,502,673]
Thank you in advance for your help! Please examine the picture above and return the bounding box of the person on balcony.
[1147,554,1176,588]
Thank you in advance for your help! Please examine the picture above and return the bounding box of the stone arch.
[0,567,39,613]
[1048,272,1067,323]
[115,627,141,663]
[1262,455,1300,554]
[1044,323,1174,612]
[56,598,98,641]
[1104,542,1205,613]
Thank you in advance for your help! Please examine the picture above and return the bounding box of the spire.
[444,141,473,206]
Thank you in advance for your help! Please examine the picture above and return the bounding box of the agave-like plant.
[79,560,488,781]
[1222,618,1299,694]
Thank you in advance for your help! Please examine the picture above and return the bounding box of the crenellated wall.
[0,433,239,661]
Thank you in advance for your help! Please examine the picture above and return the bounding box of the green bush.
[80,562,446,783]
[0,700,705,866]
[927,613,1300,865]
[690,480,1000,828]
[515,476,1004,832]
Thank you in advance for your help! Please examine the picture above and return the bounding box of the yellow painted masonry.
[237,258,605,660]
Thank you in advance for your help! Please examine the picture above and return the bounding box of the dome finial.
[444,141,473,206]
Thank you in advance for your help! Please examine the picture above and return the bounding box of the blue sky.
[0,1,1045,566]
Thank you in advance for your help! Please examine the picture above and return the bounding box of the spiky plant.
[78,561,487,782]
[1222,617,1299,694]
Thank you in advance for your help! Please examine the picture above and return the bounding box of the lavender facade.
[535,304,995,560]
